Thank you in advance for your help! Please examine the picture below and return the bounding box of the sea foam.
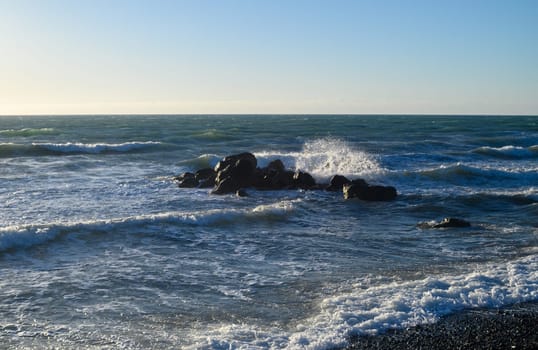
[255,137,382,182]
[192,254,538,350]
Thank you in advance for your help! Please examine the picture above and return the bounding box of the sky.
[1,0,537,115]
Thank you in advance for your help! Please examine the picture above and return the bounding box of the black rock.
[195,168,216,181]
[343,183,397,201]
[326,174,351,192]
[211,177,239,195]
[173,172,195,182]
[174,172,199,188]
[214,152,257,173]
[212,153,258,194]
[433,217,471,228]
[350,178,369,187]
[193,168,216,188]
[267,159,286,173]
[175,152,400,201]
[293,171,316,189]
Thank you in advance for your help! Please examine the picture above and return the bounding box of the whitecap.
[473,145,538,159]
[32,141,162,154]
[0,200,300,252]
[255,137,383,182]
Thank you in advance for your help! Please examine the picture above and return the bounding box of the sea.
[0,115,537,349]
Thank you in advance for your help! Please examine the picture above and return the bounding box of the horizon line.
[1,113,537,117]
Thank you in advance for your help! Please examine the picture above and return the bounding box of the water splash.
[294,138,382,181]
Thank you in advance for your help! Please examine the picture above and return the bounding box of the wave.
[294,254,538,349]
[177,154,221,169]
[33,141,163,154]
[191,129,233,141]
[473,145,538,159]
[403,163,538,185]
[0,141,162,157]
[0,127,57,137]
[0,200,299,253]
[255,137,383,182]
[194,254,538,349]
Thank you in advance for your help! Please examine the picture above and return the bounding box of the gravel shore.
[342,302,538,350]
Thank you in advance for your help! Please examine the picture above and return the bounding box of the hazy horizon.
[1,0,537,115]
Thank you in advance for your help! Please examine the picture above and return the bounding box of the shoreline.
[341,302,538,350]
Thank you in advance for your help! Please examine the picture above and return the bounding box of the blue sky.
[1,0,537,115]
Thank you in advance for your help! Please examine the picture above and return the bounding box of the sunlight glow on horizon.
[1,0,537,115]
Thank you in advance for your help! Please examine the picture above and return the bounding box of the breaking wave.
[192,254,538,349]
[473,145,538,159]
[0,200,299,253]
[255,137,383,182]
[0,141,163,157]
[0,127,57,137]
[177,154,221,169]
[405,163,538,185]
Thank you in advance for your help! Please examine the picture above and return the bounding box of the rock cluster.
[174,152,397,201]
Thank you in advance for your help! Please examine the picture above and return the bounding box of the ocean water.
[0,115,537,349]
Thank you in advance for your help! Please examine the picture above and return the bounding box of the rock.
[175,152,400,201]
[433,217,471,228]
[214,152,257,173]
[173,172,194,182]
[343,183,397,201]
[174,172,199,188]
[267,159,285,173]
[195,168,216,188]
[350,178,368,187]
[195,168,216,181]
[253,160,295,190]
[212,153,258,194]
[211,177,239,195]
[326,174,351,192]
[293,171,316,189]
[198,177,216,188]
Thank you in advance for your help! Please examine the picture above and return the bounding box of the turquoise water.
[1,115,537,349]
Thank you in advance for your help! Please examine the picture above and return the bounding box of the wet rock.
[195,168,216,188]
[433,217,471,228]
[262,170,295,190]
[253,159,295,190]
[175,152,399,200]
[267,159,286,173]
[326,175,351,192]
[343,182,397,201]
[174,172,199,188]
[214,152,257,173]
[293,171,316,189]
[195,168,216,181]
[211,177,239,195]
[212,153,258,194]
